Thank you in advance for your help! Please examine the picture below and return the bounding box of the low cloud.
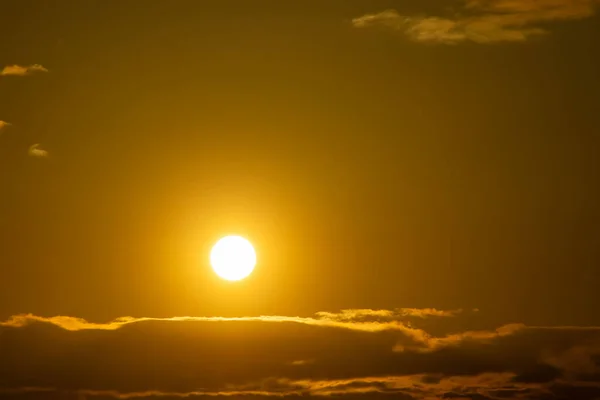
[28,143,48,157]
[1,310,600,399]
[352,0,600,44]
[1,64,48,76]
[4,377,600,400]
[0,312,430,335]
[315,308,465,321]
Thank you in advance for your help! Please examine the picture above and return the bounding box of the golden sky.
[1,1,600,399]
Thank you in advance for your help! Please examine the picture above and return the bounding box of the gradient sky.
[1,1,600,399]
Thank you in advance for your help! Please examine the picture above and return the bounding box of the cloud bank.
[1,309,600,400]
[352,0,600,44]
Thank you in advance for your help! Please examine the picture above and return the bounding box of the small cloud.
[352,0,600,44]
[351,9,406,29]
[290,359,314,366]
[28,143,49,157]
[1,64,48,76]
[0,121,10,131]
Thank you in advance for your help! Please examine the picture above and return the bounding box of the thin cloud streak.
[6,374,600,400]
[0,313,430,342]
[3,312,600,353]
[315,308,465,321]
[80,389,300,398]
[0,64,48,76]
[352,0,600,44]
[0,387,56,394]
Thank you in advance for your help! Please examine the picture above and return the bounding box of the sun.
[210,235,256,281]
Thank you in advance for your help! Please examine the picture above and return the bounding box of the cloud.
[28,143,48,157]
[0,312,430,336]
[352,0,600,44]
[315,308,465,321]
[289,359,314,366]
[0,64,48,76]
[0,65,48,157]
[0,121,10,138]
[542,340,600,378]
[2,311,600,400]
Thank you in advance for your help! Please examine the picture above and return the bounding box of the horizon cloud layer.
[1,309,600,400]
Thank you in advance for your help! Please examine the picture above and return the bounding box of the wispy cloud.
[0,64,49,156]
[0,311,433,332]
[28,143,48,157]
[315,308,465,321]
[352,0,600,44]
[4,374,535,399]
[80,389,298,398]
[0,120,10,132]
[1,64,48,76]
[289,359,314,366]
[5,373,600,400]
[0,313,429,344]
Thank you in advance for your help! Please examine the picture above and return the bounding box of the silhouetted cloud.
[1,64,48,76]
[1,311,600,399]
[352,0,600,44]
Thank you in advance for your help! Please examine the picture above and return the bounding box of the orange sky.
[1,1,600,399]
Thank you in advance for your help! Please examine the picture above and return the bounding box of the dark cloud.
[1,311,600,399]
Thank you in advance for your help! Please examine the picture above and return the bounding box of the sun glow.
[210,236,256,281]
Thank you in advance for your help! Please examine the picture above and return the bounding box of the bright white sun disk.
[210,236,256,281]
